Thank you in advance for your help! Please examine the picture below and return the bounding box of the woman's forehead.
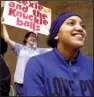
[65,16,83,23]
[29,33,37,37]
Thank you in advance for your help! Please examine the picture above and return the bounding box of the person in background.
[2,22,52,96]
[0,36,11,96]
[23,12,93,96]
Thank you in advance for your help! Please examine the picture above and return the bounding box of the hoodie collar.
[53,47,84,66]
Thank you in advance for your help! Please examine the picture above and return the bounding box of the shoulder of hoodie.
[83,54,93,63]
[82,54,93,70]
[26,49,54,71]
[28,48,54,65]
[32,48,54,60]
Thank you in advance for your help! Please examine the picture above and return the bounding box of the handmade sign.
[2,1,51,35]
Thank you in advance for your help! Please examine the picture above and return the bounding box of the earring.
[54,36,58,40]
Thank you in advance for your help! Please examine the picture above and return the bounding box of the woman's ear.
[54,36,58,40]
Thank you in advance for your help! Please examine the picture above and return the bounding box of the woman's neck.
[26,43,33,48]
[57,43,79,61]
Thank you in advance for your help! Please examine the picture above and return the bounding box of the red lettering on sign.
[29,2,43,11]
[22,6,28,13]
[16,18,40,31]
[8,8,16,17]
[33,10,48,25]
[38,5,43,11]
[8,2,15,7]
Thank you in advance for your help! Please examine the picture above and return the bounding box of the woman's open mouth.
[71,33,83,39]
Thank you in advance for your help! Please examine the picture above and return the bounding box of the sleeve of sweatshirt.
[23,57,46,96]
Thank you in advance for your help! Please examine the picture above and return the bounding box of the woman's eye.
[68,22,75,25]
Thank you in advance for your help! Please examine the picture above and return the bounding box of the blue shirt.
[23,48,93,96]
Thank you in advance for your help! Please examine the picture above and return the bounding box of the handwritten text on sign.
[2,1,51,35]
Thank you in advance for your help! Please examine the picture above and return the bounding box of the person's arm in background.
[2,24,15,48]
[23,57,46,96]
[1,17,23,55]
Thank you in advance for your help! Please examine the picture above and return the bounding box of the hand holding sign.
[1,17,4,22]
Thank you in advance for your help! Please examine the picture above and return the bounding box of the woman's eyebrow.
[67,19,75,21]
[67,19,84,23]
[65,19,75,23]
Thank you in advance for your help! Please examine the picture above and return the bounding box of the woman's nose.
[75,24,83,32]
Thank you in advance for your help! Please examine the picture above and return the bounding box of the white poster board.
[2,1,51,35]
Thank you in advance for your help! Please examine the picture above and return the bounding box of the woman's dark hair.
[0,36,8,56]
[23,32,37,45]
[47,35,57,48]
[47,13,67,48]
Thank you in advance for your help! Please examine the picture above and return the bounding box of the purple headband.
[50,12,82,39]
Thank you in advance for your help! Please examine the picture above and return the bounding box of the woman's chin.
[72,42,84,48]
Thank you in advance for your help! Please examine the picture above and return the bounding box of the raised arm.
[2,24,16,48]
